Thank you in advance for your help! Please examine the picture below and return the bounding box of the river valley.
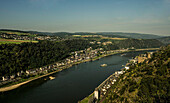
[0,50,155,103]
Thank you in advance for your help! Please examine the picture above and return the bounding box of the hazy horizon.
[0,28,168,36]
[1,0,170,36]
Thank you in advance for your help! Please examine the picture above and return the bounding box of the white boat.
[100,64,107,67]
[49,76,55,80]
[121,54,126,56]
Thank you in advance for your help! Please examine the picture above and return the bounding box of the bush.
[119,86,126,95]
[129,85,136,92]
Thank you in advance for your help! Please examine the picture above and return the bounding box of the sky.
[0,0,170,36]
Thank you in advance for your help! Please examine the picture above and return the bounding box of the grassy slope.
[79,93,94,103]
[0,30,37,38]
[0,38,38,44]
[0,31,30,35]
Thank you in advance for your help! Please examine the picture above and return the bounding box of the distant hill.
[157,36,170,45]
[115,39,164,49]
[103,38,164,50]
[98,32,162,39]
[0,29,53,36]
[0,29,164,39]
[27,32,164,39]
[0,29,30,33]
[103,45,170,103]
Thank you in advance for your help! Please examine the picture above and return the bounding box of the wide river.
[0,50,154,103]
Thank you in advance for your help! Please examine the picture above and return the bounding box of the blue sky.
[0,0,170,36]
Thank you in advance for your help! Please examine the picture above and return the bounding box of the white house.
[94,88,99,100]
[10,75,15,79]
[125,66,129,70]
[2,76,8,81]
[26,70,30,74]
[17,72,21,76]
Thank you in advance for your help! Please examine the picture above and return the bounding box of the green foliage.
[0,37,164,77]
[0,39,38,44]
[101,38,164,50]
[103,45,170,103]
[107,38,164,50]
[0,39,94,76]
[157,36,170,45]
[119,85,126,95]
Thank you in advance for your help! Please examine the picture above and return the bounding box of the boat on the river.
[121,53,126,56]
[100,64,107,67]
[49,76,55,80]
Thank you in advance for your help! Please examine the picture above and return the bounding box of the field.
[0,38,38,44]
[0,31,37,37]
[73,35,127,40]
[0,31,30,35]
[101,36,127,40]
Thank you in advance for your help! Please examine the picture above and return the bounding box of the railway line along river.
[0,50,155,103]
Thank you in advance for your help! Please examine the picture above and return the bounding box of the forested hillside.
[0,29,163,39]
[0,38,164,77]
[103,45,170,103]
[106,39,164,50]
[0,39,93,76]
[98,32,162,39]
[157,36,170,45]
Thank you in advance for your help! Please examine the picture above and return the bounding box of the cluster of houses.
[0,33,59,41]
[35,36,59,41]
[0,33,36,40]
[93,69,125,101]
[90,41,112,45]
[128,52,153,64]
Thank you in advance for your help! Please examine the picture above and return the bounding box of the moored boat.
[100,64,107,67]
[121,53,126,56]
[49,76,55,80]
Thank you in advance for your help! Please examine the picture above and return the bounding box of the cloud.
[30,0,62,2]
[30,0,47,1]
[131,18,163,24]
[29,0,62,10]
[163,0,170,5]
[164,0,170,3]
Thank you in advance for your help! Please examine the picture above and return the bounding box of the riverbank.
[0,57,95,92]
[78,72,119,103]
[0,48,159,92]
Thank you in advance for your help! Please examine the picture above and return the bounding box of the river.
[0,50,154,103]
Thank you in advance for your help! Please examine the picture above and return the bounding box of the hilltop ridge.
[0,29,164,39]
